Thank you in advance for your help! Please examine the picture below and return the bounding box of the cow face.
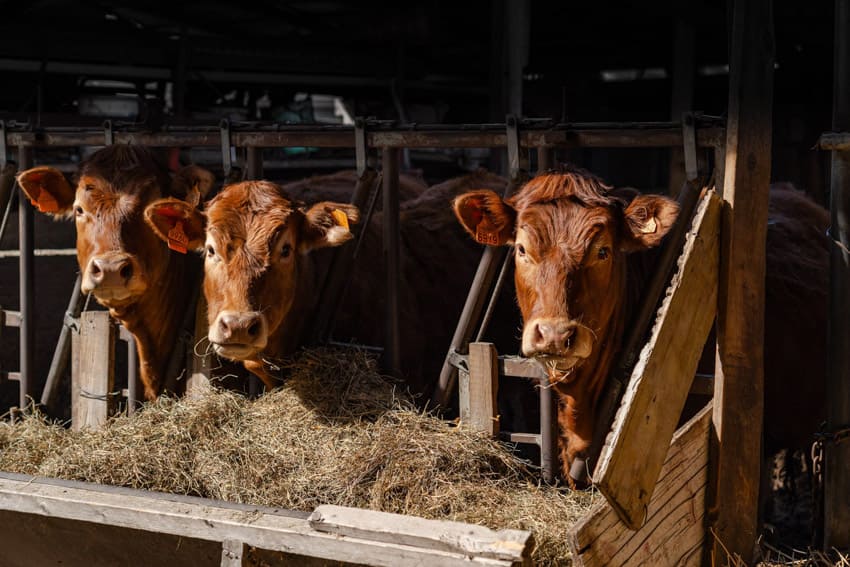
[454,172,678,380]
[17,146,213,310]
[145,180,358,362]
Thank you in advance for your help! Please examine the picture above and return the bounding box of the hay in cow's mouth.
[0,347,597,566]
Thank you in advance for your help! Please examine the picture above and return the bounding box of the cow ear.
[299,202,360,252]
[621,194,679,250]
[171,165,216,206]
[16,166,76,217]
[453,190,516,246]
[144,198,206,254]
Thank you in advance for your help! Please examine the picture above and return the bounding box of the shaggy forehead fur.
[508,167,622,212]
[206,181,295,270]
[79,145,170,196]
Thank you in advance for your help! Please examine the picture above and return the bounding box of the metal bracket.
[354,117,368,176]
[681,112,698,182]
[103,120,114,146]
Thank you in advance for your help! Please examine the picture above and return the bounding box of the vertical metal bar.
[505,0,529,118]
[825,0,850,550]
[354,118,367,177]
[103,120,114,146]
[382,147,401,376]
[475,249,512,342]
[0,162,17,246]
[17,146,34,410]
[539,377,557,484]
[126,334,138,415]
[40,274,83,409]
[220,119,232,180]
[537,146,553,173]
[245,146,263,180]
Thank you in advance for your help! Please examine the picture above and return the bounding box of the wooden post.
[824,0,850,549]
[72,312,117,431]
[460,343,499,436]
[186,294,212,398]
[710,0,774,563]
[220,540,246,567]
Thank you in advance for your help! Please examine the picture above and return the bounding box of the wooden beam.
[186,294,212,398]
[462,342,500,436]
[220,540,246,567]
[825,0,850,549]
[711,0,774,563]
[594,191,720,529]
[569,402,711,567]
[308,505,531,564]
[72,311,116,431]
[0,474,529,567]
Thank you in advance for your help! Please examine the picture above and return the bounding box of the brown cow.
[17,146,214,400]
[453,167,828,487]
[144,169,509,396]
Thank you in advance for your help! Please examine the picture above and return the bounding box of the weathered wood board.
[0,473,531,567]
[459,342,500,435]
[72,311,116,431]
[594,190,720,528]
[569,402,712,567]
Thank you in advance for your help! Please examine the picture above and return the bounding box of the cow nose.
[88,255,134,289]
[216,311,265,345]
[530,319,575,353]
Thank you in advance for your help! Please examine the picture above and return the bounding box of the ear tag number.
[331,209,349,230]
[475,225,499,245]
[168,221,189,254]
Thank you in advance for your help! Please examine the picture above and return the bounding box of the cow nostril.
[247,321,261,337]
[90,262,102,276]
[219,319,230,335]
[119,263,133,281]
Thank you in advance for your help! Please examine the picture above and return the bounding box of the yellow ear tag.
[34,186,59,213]
[640,216,658,234]
[167,221,189,254]
[331,209,349,230]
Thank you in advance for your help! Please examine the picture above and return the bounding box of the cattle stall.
[0,1,823,565]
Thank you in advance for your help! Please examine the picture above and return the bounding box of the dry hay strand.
[0,347,597,565]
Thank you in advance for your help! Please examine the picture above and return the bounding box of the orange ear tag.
[475,226,499,245]
[331,209,349,230]
[34,187,59,213]
[167,221,189,254]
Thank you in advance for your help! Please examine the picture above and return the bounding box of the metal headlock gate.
[0,114,725,444]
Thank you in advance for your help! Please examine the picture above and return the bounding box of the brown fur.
[17,145,212,400]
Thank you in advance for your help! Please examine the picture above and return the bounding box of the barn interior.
[0,1,843,560]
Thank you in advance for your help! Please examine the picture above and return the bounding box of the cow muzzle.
[209,310,268,360]
[82,252,144,303]
[522,317,594,374]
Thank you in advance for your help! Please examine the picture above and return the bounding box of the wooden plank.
[221,540,246,567]
[309,505,532,564]
[569,402,711,567]
[711,0,774,562]
[186,294,212,398]
[466,342,500,436]
[594,190,720,529]
[0,475,524,567]
[72,311,116,431]
[825,0,850,549]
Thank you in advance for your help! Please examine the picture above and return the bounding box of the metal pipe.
[0,162,18,245]
[40,274,83,410]
[539,377,558,484]
[126,334,138,416]
[382,148,401,377]
[475,249,513,342]
[17,146,34,410]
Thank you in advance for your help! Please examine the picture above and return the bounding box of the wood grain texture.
[570,402,711,567]
[595,191,720,529]
[186,293,212,398]
[72,311,116,431]
[466,342,500,436]
[711,0,774,562]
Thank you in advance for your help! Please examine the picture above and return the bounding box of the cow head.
[454,170,678,383]
[145,180,359,365]
[17,145,213,311]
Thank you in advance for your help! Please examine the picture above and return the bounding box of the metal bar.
[382,148,401,377]
[40,274,83,410]
[17,146,34,411]
[3,125,726,150]
[0,161,18,245]
[245,146,263,395]
[126,334,139,415]
[539,376,557,484]
[0,309,22,327]
[220,119,232,179]
[354,118,367,176]
[825,0,850,550]
[245,146,263,180]
[103,120,113,146]
[475,248,513,342]
[501,432,540,446]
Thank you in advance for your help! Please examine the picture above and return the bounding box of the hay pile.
[0,348,597,565]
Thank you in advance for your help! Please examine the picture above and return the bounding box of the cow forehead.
[517,201,617,251]
[76,176,146,219]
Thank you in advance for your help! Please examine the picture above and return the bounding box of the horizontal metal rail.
[2,120,725,149]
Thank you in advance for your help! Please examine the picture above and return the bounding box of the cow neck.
[264,251,320,362]
[110,252,191,380]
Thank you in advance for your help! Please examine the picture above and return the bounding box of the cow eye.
[74,206,84,216]
[597,246,610,260]
[206,245,215,257]
[516,243,526,257]
[280,243,292,259]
